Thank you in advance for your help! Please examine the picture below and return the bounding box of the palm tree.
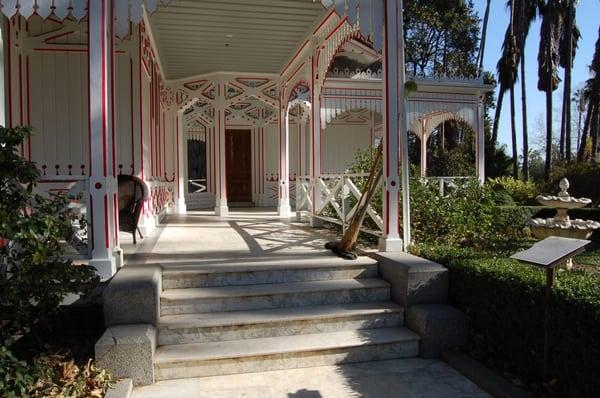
[477,0,492,73]
[538,0,564,180]
[577,27,600,161]
[496,1,519,178]
[559,0,580,161]
[514,0,540,180]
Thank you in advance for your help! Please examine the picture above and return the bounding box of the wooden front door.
[226,129,252,203]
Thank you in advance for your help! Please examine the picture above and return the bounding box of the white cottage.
[0,0,491,280]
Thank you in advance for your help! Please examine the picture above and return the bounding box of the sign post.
[511,236,590,378]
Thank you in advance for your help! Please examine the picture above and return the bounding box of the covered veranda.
[0,0,489,281]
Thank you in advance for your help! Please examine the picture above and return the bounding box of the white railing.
[35,175,90,257]
[148,179,175,219]
[188,178,207,193]
[421,176,477,195]
[296,173,384,237]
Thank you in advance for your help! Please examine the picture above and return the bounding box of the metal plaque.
[511,236,590,269]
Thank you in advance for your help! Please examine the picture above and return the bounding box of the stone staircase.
[153,255,420,381]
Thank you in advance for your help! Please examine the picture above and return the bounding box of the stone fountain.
[529,178,600,240]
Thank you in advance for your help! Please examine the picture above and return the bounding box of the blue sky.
[472,0,599,152]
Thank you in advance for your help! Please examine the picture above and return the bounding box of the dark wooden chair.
[117,174,149,244]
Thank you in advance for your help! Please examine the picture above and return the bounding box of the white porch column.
[175,112,187,214]
[476,96,485,183]
[214,81,228,216]
[309,54,323,227]
[88,0,119,279]
[278,100,291,217]
[379,0,403,252]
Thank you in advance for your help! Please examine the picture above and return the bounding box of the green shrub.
[0,126,99,340]
[416,245,600,397]
[488,176,539,205]
[547,162,600,205]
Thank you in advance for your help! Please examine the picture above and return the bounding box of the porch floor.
[123,209,486,397]
[122,208,336,266]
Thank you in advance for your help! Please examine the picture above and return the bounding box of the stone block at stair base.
[103,264,161,327]
[407,304,467,358]
[95,324,156,386]
[104,378,133,398]
[370,252,448,307]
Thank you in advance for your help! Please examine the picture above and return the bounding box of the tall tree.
[538,0,564,180]
[477,0,492,73]
[577,27,600,161]
[559,0,580,160]
[513,0,540,180]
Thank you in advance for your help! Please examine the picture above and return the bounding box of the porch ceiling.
[151,0,327,80]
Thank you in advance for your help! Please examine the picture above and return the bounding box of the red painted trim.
[313,8,337,34]
[32,47,126,53]
[43,30,76,42]
[280,39,309,77]
[6,20,12,127]
[286,62,306,85]
[101,0,108,177]
[138,27,144,180]
[149,81,154,177]
[175,116,179,198]
[325,16,349,41]
[26,56,31,160]
[383,0,390,179]
[113,194,119,245]
[18,55,23,125]
[110,4,116,178]
[87,13,92,175]
[89,196,95,250]
[130,58,135,172]
[104,195,109,248]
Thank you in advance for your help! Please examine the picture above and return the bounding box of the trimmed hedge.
[415,245,600,397]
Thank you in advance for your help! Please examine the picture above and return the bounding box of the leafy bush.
[415,245,600,397]
[346,148,533,251]
[0,343,111,397]
[488,176,539,205]
[547,162,600,205]
[0,126,99,340]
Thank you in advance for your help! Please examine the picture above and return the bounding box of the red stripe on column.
[6,20,13,127]
[113,193,119,245]
[110,2,116,178]
[26,56,31,160]
[176,116,179,198]
[138,28,144,180]
[18,54,23,156]
[101,0,108,177]
[130,58,135,172]
[104,195,109,248]
[87,15,92,175]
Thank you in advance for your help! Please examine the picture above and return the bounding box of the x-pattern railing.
[296,173,383,237]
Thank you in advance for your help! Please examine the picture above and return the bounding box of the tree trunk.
[563,1,575,161]
[510,86,519,178]
[478,0,492,73]
[560,92,567,159]
[521,57,529,181]
[545,88,553,181]
[577,102,594,161]
[591,106,599,161]
[492,88,505,147]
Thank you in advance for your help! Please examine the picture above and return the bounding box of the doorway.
[226,129,252,204]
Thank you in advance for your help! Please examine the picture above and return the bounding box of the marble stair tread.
[154,327,420,364]
[159,301,404,330]
[161,278,390,301]
[161,256,377,275]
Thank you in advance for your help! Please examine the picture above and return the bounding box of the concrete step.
[158,302,404,345]
[160,278,391,315]
[154,327,420,381]
[162,256,378,289]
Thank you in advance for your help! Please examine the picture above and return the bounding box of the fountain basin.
[529,217,600,240]
[535,195,592,209]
